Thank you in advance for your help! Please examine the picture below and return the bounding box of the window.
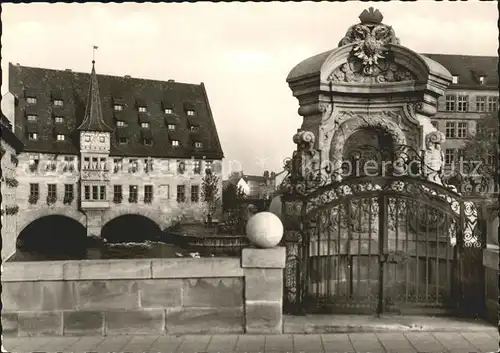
[100,158,107,170]
[445,95,456,111]
[141,122,150,128]
[167,124,176,130]
[56,134,65,141]
[452,76,459,84]
[114,104,123,111]
[64,156,75,172]
[85,136,91,142]
[92,157,98,169]
[113,185,122,202]
[191,185,199,203]
[172,140,179,147]
[99,136,105,142]
[29,154,40,166]
[27,114,37,122]
[27,97,37,104]
[194,142,203,148]
[488,96,498,112]
[117,121,126,127]
[457,95,468,112]
[193,160,201,174]
[29,183,39,198]
[83,157,90,169]
[177,185,186,203]
[205,160,213,172]
[129,159,138,173]
[54,116,64,123]
[431,121,438,129]
[144,185,153,203]
[476,96,486,112]
[445,149,456,165]
[84,185,91,200]
[143,138,153,146]
[129,185,138,203]
[48,184,57,199]
[92,186,98,200]
[28,133,38,140]
[165,108,173,114]
[190,125,199,132]
[99,186,106,200]
[186,110,195,116]
[64,184,74,200]
[478,76,486,84]
[53,99,63,106]
[119,137,128,144]
[487,154,494,165]
[457,122,468,138]
[445,122,456,138]
[138,106,147,113]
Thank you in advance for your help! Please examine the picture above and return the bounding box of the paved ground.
[3,332,500,353]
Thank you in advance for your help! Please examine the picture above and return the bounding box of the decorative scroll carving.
[423,131,445,185]
[329,60,416,84]
[337,7,401,77]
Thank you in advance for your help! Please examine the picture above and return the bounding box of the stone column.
[242,246,286,334]
[85,210,103,237]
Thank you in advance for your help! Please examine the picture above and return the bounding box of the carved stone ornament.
[329,60,416,84]
[333,7,408,80]
[423,131,446,185]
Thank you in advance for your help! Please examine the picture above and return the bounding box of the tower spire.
[77,59,113,132]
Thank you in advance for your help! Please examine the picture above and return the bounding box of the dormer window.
[190,125,199,132]
[143,138,153,146]
[27,97,37,104]
[194,142,203,148]
[119,137,128,144]
[165,108,173,114]
[452,75,459,84]
[54,116,64,123]
[53,99,64,106]
[28,133,38,140]
[27,114,37,122]
[116,121,126,127]
[99,136,105,143]
[186,110,195,116]
[167,124,176,130]
[478,75,486,84]
[141,122,150,128]
[56,134,65,141]
[172,140,180,147]
[138,106,147,113]
[114,104,123,111]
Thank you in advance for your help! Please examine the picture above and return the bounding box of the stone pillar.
[85,210,103,237]
[242,247,286,334]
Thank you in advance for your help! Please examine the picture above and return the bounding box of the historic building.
[1,113,24,261]
[425,54,498,169]
[3,61,224,246]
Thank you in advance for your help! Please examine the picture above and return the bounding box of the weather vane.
[93,45,99,62]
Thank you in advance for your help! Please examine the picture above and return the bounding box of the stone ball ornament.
[245,212,284,248]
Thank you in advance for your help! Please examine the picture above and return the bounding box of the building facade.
[4,62,224,244]
[1,113,24,261]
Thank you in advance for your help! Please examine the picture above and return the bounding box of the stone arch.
[329,113,407,171]
[17,207,86,236]
[101,207,171,231]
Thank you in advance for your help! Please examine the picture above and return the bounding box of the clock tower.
[77,60,114,236]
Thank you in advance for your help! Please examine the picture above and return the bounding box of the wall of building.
[2,247,286,336]
[1,140,20,261]
[15,152,223,238]
[482,247,498,325]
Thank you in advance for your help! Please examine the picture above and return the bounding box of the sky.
[2,2,498,177]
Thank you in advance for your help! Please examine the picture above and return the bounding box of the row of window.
[26,96,196,116]
[27,133,66,141]
[29,183,202,203]
[444,148,494,165]
[444,95,498,112]
[116,120,200,132]
[430,121,468,139]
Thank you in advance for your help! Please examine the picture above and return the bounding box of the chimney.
[124,75,131,78]
[168,79,175,83]
[65,69,72,72]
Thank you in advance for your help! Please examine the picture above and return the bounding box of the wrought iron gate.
[282,176,484,316]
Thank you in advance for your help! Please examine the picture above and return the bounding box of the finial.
[359,7,383,24]
[92,45,99,63]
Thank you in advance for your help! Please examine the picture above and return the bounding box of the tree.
[201,169,220,221]
[460,112,498,201]
[222,182,246,212]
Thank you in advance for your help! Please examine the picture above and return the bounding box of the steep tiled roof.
[8,63,224,159]
[1,113,24,154]
[420,54,498,89]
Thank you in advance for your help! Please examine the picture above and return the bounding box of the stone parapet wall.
[2,249,286,336]
[482,247,498,325]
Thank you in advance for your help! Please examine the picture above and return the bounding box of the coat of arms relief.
[329,7,416,84]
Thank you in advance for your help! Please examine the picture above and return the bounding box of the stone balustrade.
[2,249,286,337]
